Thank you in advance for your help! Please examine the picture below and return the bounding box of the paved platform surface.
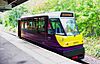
[0,30,80,64]
[0,36,41,64]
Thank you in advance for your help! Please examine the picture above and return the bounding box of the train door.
[46,20,60,52]
[35,17,47,44]
[47,18,65,48]
[47,21,56,47]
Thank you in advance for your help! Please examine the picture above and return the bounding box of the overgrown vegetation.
[84,37,100,59]
[0,0,100,59]
[1,5,28,32]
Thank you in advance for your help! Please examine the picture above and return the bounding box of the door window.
[49,18,65,35]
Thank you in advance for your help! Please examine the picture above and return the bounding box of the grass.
[84,37,100,59]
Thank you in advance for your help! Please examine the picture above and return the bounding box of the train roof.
[19,11,74,20]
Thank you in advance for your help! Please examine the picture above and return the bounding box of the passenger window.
[27,21,33,30]
[21,22,24,29]
[25,22,28,29]
[38,20,45,32]
[21,21,34,32]
[50,18,65,35]
[21,17,46,34]
[48,22,54,34]
[33,17,45,33]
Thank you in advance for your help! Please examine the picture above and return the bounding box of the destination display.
[60,13,73,17]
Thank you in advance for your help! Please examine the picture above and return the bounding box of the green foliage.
[84,37,100,59]
[2,5,28,32]
[76,0,100,37]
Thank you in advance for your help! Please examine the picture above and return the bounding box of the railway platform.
[0,30,80,64]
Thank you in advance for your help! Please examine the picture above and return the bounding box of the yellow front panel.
[55,34,83,47]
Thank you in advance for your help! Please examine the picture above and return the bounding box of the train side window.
[32,18,39,32]
[38,18,45,33]
[21,21,28,31]
[21,22,24,29]
[27,21,33,30]
[25,22,28,29]
[32,21,36,31]
[50,18,65,35]
[21,21,26,29]
[48,22,54,34]
[21,17,46,34]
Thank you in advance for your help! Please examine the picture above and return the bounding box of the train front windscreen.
[60,18,79,36]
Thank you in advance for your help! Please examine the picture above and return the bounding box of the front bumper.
[63,47,85,59]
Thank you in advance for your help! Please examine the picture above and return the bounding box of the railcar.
[18,11,85,60]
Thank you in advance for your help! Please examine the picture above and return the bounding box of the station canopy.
[0,0,28,12]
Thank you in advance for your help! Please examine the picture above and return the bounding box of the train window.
[50,18,65,35]
[21,21,34,32]
[38,21,45,32]
[21,22,25,29]
[21,17,46,34]
[60,18,79,36]
[21,22,24,29]
[27,21,33,30]
[34,17,45,33]
[24,22,27,29]
[48,21,54,34]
